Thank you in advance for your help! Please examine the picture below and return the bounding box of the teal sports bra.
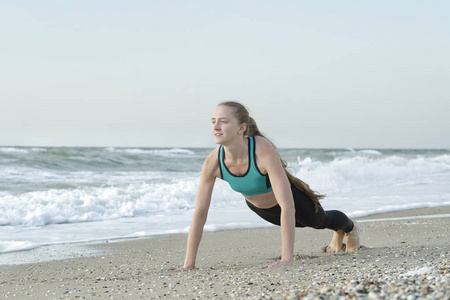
[218,136,273,196]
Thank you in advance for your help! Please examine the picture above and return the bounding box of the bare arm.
[182,150,219,269]
[257,137,296,268]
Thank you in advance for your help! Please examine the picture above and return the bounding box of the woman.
[181,101,360,269]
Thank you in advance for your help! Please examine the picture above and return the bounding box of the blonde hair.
[218,101,324,212]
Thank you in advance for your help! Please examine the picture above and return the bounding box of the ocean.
[1,146,449,255]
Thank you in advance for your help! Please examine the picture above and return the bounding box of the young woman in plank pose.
[181,101,360,269]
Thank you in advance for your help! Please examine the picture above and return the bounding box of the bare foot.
[325,230,345,253]
[345,220,360,252]
[267,259,293,269]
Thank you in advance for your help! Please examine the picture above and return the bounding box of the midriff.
[245,190,278,209]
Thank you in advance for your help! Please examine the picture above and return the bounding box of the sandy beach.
[1,206,449,299]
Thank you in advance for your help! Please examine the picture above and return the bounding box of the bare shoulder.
[254,136,281,174]
[201,147,221,178]
[254,136,278,158]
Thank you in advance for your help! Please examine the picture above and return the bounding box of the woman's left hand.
[267,259,293,269]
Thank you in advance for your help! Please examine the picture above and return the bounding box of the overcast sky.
[1,1,449,149]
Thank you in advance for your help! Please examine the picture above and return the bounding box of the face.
[211,105,246,145]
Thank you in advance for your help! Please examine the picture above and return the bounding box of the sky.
[1,1,449,149]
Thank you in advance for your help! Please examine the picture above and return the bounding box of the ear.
[238,123,247,135]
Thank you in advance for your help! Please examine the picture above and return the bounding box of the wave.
[0,240,40,253]
[345,148,383,156]
[107,147,196,157]
[1,146,198,158]
[0,147,204,179]
[354,149,383,156]
[0,147,29,154]
[289,153,450,194]
[0,179,199,227]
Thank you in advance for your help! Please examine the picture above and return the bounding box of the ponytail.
[245,117,262,138]
[219,101,324,212]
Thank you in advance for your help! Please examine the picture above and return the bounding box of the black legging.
[246,183,354,233]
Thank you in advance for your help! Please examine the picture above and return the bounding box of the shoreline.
[1,206,449,266]
[1,206,449,299]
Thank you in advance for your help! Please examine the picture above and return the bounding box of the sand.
[1,206,449,299]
